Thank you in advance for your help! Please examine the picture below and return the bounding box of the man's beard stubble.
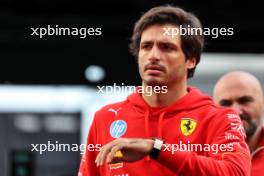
[240,113,258,138]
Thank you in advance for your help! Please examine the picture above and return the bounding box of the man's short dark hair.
[129,5,204,78]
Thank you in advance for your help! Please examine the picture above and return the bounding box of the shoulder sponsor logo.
[180,118,197,136]
[110,120,127,138]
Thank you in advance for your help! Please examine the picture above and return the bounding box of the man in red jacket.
[78,6,251,176]
[213,71,264,176]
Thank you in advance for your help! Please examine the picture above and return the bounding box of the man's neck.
[142,82,188,107]
[247,125,262,152]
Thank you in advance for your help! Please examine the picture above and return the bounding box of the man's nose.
[231,103,243,115]
[148,45,161,62]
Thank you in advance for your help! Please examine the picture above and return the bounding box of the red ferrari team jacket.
[78,87,251,176]
[251,127,264,176]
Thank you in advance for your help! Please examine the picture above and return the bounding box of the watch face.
[154,139,164,150]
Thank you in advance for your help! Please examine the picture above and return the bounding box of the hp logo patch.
[110,120,127,138]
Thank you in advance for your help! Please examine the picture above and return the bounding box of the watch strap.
[149,138,164,159]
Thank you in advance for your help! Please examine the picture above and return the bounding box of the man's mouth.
[145,65,164,75]
[240,114,250,123]
[144,64,165,75]
[242,120,249,128]
[239,114,252,129]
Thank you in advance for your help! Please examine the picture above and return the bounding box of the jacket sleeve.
[78,114,100,176]
[157,109,251,176]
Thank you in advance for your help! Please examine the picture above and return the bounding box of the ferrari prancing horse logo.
[180,118,197,136]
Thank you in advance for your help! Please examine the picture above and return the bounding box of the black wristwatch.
[149,138,164,160]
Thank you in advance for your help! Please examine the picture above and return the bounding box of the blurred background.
[0,0,263,175]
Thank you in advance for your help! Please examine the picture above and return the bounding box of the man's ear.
[186,57,196,69]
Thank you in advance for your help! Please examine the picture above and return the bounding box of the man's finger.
[96,144,110,166]
[98,146,110,166]
[96,140,120,166]
[107,145,123,163]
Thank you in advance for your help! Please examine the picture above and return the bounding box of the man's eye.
[162,46,170,50]
[238,97,253,104]
[219,100,232,107]
[141,44,151,49]
[161,44,174,51]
